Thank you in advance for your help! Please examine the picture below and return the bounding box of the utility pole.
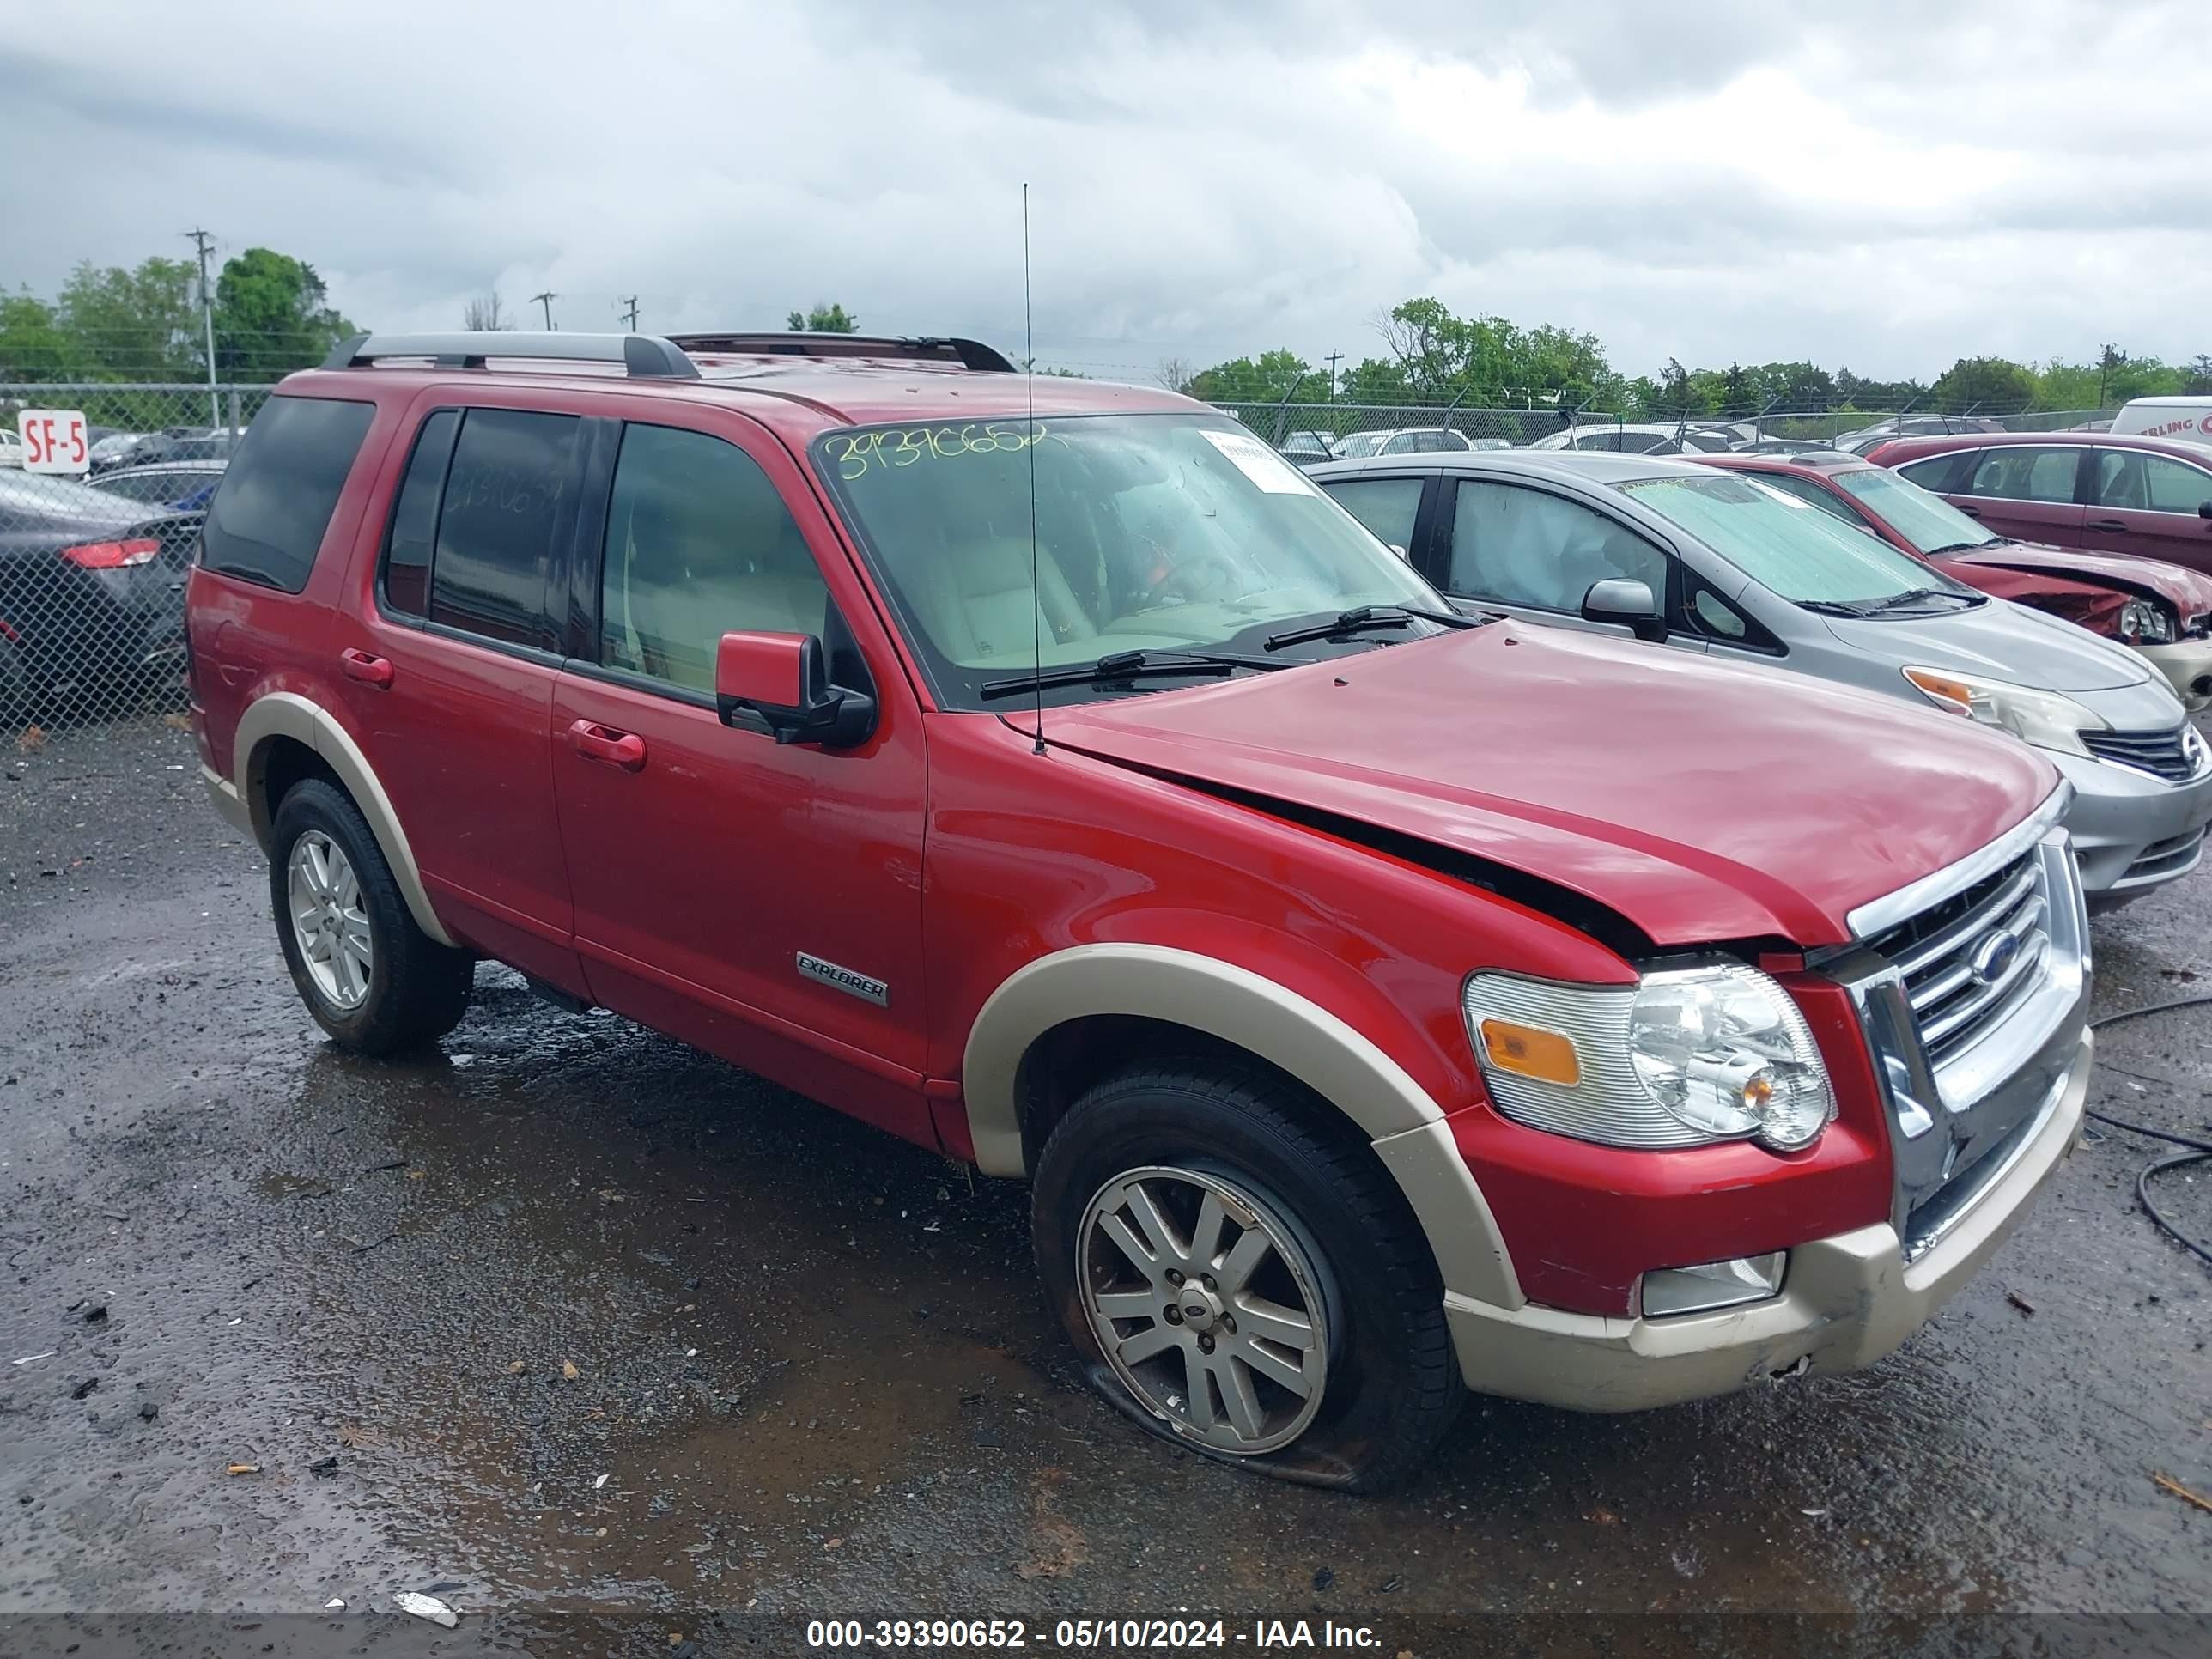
[619,295,640,331]
[531,291,558,330]
[183,228,220,427]
[1324,349,1343,400]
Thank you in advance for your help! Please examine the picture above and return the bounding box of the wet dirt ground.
[1,726,2208,1654]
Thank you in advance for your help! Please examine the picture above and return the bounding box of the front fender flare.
[232,691,458,948]
[962,943,1521,1308]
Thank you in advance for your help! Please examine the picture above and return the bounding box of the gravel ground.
[0,723,2207,1656]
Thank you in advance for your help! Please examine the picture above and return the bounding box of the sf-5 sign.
[17,410,90,474]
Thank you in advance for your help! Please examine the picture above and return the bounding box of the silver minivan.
[1310,450,2212,905]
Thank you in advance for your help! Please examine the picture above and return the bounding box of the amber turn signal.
[1478,1018,1582,1086]
[1902,666,1976,714]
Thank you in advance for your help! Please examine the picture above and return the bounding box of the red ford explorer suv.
[186,331,2094,1490]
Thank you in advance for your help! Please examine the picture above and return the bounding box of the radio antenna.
[1024,181,1045,756]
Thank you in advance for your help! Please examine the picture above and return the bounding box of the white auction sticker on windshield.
[1199,428,1310,493]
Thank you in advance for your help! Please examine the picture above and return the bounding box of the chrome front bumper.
[1442,1032,2089,1412]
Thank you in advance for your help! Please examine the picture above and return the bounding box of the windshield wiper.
[1261,604,1480,652]
[977,648,1295,701]
[1922,540,1996,556]
[1867,586,1978,613]
[1797,599,1880,617]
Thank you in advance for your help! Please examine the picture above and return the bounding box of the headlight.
[2118,598,2175,644]
[1902,665,2106,757]
[1465,963,1834,1152]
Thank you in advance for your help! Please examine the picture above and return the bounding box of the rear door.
[550,406,933,1144]
[343,398,583,988]
[2085,446,2212,576]
[1946,446,2090,546]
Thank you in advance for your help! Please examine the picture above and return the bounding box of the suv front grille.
[2082,725,2201,782]
[1848,807,2087,1263]
[1863,849,2049,1071]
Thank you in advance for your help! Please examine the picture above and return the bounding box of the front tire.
[269,779,473,1054]
[1032,1060,1462,1492]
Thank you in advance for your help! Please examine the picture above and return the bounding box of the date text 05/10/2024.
[804,1618,1387,1650]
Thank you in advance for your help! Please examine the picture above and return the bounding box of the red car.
[185,330,2092,1489]
[1697,451,2212,710]
[1864,431,2212,580]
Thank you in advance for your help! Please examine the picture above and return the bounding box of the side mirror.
[2198,500,2211,520]
[715,631,876,748]
[1582,578,1666,642]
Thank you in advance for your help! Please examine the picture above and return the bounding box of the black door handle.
[2088,519,2129,533]
[1955,504,1982,518]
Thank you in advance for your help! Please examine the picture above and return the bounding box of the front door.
[2085,447,2212,578]
[549,411,933,1144]
[1420,474,1704,653]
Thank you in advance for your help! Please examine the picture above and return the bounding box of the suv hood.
[1044,623,2056,951]
[1816,593,2151,690]
[1945,539,2212,623]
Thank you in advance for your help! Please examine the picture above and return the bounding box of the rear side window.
[1321,477,1424,551]
[381,410,459,617]
[1962,447,2082,504]
[200,395,374,592]
[1895,452,1972,492]
[376,408,580,649]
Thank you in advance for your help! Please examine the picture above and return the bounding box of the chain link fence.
[2,382,276,732]
[1213,398,2118,460]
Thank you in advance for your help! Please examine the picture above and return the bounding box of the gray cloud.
[2,1,2205,387]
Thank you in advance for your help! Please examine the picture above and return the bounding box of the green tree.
[1187,349,1316,403]
[212,248,357,379]
[1931,356,2037,413]
[0,290,71,381]
[2185,356,2212,395]
[53,257,201,379]
[787,303,859,332]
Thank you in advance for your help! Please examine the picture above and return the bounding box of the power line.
[530,291,558,330]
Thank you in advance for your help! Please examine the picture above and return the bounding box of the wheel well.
[251,735,344,836]
[1016,1014,1369,1172]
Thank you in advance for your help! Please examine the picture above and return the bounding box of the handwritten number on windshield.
[828,422,1054,481]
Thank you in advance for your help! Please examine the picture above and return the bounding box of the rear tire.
[269,779,473,1054]
[1032,1060,1462,1492]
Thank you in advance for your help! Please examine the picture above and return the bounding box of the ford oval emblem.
[1969,928,2022,987]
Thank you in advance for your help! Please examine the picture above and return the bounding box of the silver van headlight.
[1466,963,1835,1152]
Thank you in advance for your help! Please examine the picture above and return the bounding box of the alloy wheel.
[287,830,372,1011]
[1078,1164,1331,1455]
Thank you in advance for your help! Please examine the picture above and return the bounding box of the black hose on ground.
[2084,994,2212,1267]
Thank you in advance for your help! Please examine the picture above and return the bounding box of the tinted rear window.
[428,409,580,648]
[199,396,374,592]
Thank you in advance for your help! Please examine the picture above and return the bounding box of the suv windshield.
[818,414,1445,707]
[1619,471,1971,606]
[1830,465,1997,555]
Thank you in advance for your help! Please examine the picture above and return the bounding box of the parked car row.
[173,331,2167,1489]
[1311,446,2211,904]
[1698,450,2212,710]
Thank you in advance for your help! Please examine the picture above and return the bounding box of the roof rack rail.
[665,331,1017,374]
[319,331,701,380]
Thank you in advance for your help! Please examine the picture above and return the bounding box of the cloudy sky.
[4,0,2207,386]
